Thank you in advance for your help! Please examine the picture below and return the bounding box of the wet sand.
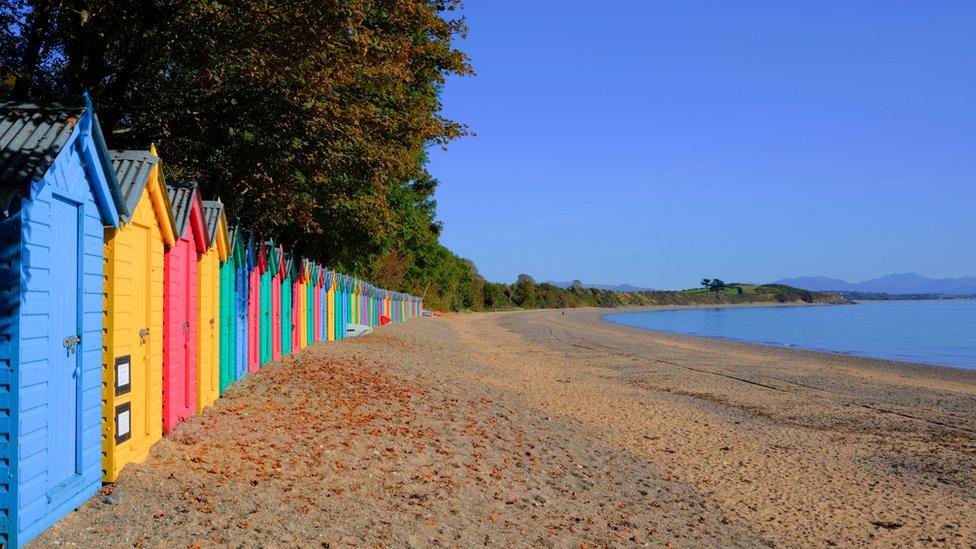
[33,308,976,547]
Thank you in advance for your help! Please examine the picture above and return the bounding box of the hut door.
[182,246,195,411]
[48,195,81,487]
[132,224,151,440]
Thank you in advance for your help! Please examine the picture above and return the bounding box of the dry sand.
[32,307,976,547]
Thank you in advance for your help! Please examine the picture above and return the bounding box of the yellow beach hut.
[102,148,176,482]
[198,200,229,411]
[298,259,309,349]
[326,270,336,341]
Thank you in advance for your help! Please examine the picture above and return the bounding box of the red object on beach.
[380,315,391,325]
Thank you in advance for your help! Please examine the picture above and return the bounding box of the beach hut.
[247,236,261,373]
[218,224,237,393]
[102,147,176,483]
[290,255,300,351]
[0,100,122,547]
[363,284,370,326]
[374,288,381,325]
[271,245,280,360]
[373,286,380,326]
[306,261,314,345]
[281,251,294,356]
[163,181,207,434]
[321,268,331,341]
[326,271,336,341]
[344,277,353,331]
[259,240,276,366]
[334,274,344,340]
[354,279,362,325]
[312,264,322,343]
[232,228,251,380]
[198,201,227,411]
[299,259,309,349]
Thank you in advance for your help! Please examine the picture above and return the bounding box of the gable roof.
[110,149,159,218]
[166,180,198,238]
[0,102,85,189]
[202,201,221,245]
[229,223,247,266]
[202,200,230,260]
[165,180,206,251]
[0,98,123,225]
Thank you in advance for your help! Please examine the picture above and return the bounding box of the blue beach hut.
[0,99,122,547]
[234,229,253,381]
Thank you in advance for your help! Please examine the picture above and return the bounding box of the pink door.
[163,237,198,434]
[313,282,322,342]
[247,267,260,373]
[292,280,301,349]
[272,274,281,359]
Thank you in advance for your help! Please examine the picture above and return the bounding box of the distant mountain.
[545,281,655,292]
[773,273,976,296]
[770,276,860,292]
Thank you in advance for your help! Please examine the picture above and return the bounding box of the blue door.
[48,195,81,488]
[235,266,248,379]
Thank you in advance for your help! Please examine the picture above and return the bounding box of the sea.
[603,300,976,370]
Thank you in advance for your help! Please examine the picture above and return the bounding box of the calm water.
[604,300,976,370]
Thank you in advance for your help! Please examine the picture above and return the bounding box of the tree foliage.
[1,0,472,303]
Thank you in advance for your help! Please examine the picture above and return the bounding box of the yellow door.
[197,249,220,411]
[102,217,157,480]
[130,223,150,452]
[326,282,335,341]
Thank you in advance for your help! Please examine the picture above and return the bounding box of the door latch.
[63,335,81,355]
[139,327,150,339]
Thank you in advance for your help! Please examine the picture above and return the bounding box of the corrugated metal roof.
[202,200,224,247]
[0,102,86,212]
[110,149,159,218]
[166,180,198,238]
[0,101,85,189]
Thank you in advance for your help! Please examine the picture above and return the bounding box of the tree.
[1,0,473,302]
[701,278,712,290]
[512,274,538,308]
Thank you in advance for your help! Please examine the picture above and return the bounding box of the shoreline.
[587,305,976,382]
[597,303,976,375]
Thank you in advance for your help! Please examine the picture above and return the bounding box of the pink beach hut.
[163,181,207,434]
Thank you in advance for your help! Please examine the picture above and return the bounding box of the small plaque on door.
[115,355,131,396]
[115,402,131,445]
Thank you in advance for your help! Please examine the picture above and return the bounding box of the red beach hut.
[292,256,303,350]
[163,181,207,434]
[247,236,261,373]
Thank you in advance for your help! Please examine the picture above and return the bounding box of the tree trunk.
[11,0,55,99]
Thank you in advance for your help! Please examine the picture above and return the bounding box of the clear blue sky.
[427,1,975,290]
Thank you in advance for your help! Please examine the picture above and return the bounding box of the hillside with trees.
[443,275,849,312]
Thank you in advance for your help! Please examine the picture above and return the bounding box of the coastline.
[33,308,976,547]
[597,302,976,375]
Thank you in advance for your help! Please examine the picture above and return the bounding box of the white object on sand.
[345,323,373,337]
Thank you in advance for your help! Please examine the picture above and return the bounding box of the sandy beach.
[33,307,976,547]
